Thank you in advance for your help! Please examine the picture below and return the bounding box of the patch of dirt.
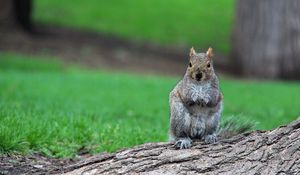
[0,24,230,76]
[0,152,115,175]
[0,153,74,175]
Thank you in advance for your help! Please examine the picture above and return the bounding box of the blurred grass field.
[33,0,234,53]
[1,53,300,157]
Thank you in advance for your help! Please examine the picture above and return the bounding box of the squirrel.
[169,47,223,149]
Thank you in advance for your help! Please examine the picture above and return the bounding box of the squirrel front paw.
[196,99,207,107]
[186,100,196,106]
[204,134,217,144]
[175,138,192,149]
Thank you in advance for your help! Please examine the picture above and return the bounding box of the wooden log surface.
[62,117,300,175]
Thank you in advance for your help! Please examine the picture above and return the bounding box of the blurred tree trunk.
[0,0,33,31]
[231,0,300,79]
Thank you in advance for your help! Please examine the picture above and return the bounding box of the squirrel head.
[186,47,214,82]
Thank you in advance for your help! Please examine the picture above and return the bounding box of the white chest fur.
[189,83,211,103]
[185,83,212,116]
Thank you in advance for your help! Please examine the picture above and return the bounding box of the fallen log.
[63,117,300,175]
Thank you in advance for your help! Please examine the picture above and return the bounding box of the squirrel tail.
[217,116,256,139]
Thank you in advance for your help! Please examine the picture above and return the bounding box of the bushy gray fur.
[169,48,223,149]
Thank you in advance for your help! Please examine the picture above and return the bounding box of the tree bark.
[61,117,300,175]
[231,0,300,80]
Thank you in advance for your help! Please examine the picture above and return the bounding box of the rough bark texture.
[231,0,300,79]
[62,117,300,175]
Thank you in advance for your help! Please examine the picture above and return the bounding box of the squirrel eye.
[189,62,192,67]
[207,63,211,68]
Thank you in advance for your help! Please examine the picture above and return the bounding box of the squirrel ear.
[206,47,213,59]
[189,47,196,57]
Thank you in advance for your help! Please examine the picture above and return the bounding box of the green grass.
[33,0,234,53]
[1,53,300,157]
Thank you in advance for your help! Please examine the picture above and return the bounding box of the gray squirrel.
[169,47,223,149]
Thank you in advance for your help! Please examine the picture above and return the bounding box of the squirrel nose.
[195,72,203,81]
